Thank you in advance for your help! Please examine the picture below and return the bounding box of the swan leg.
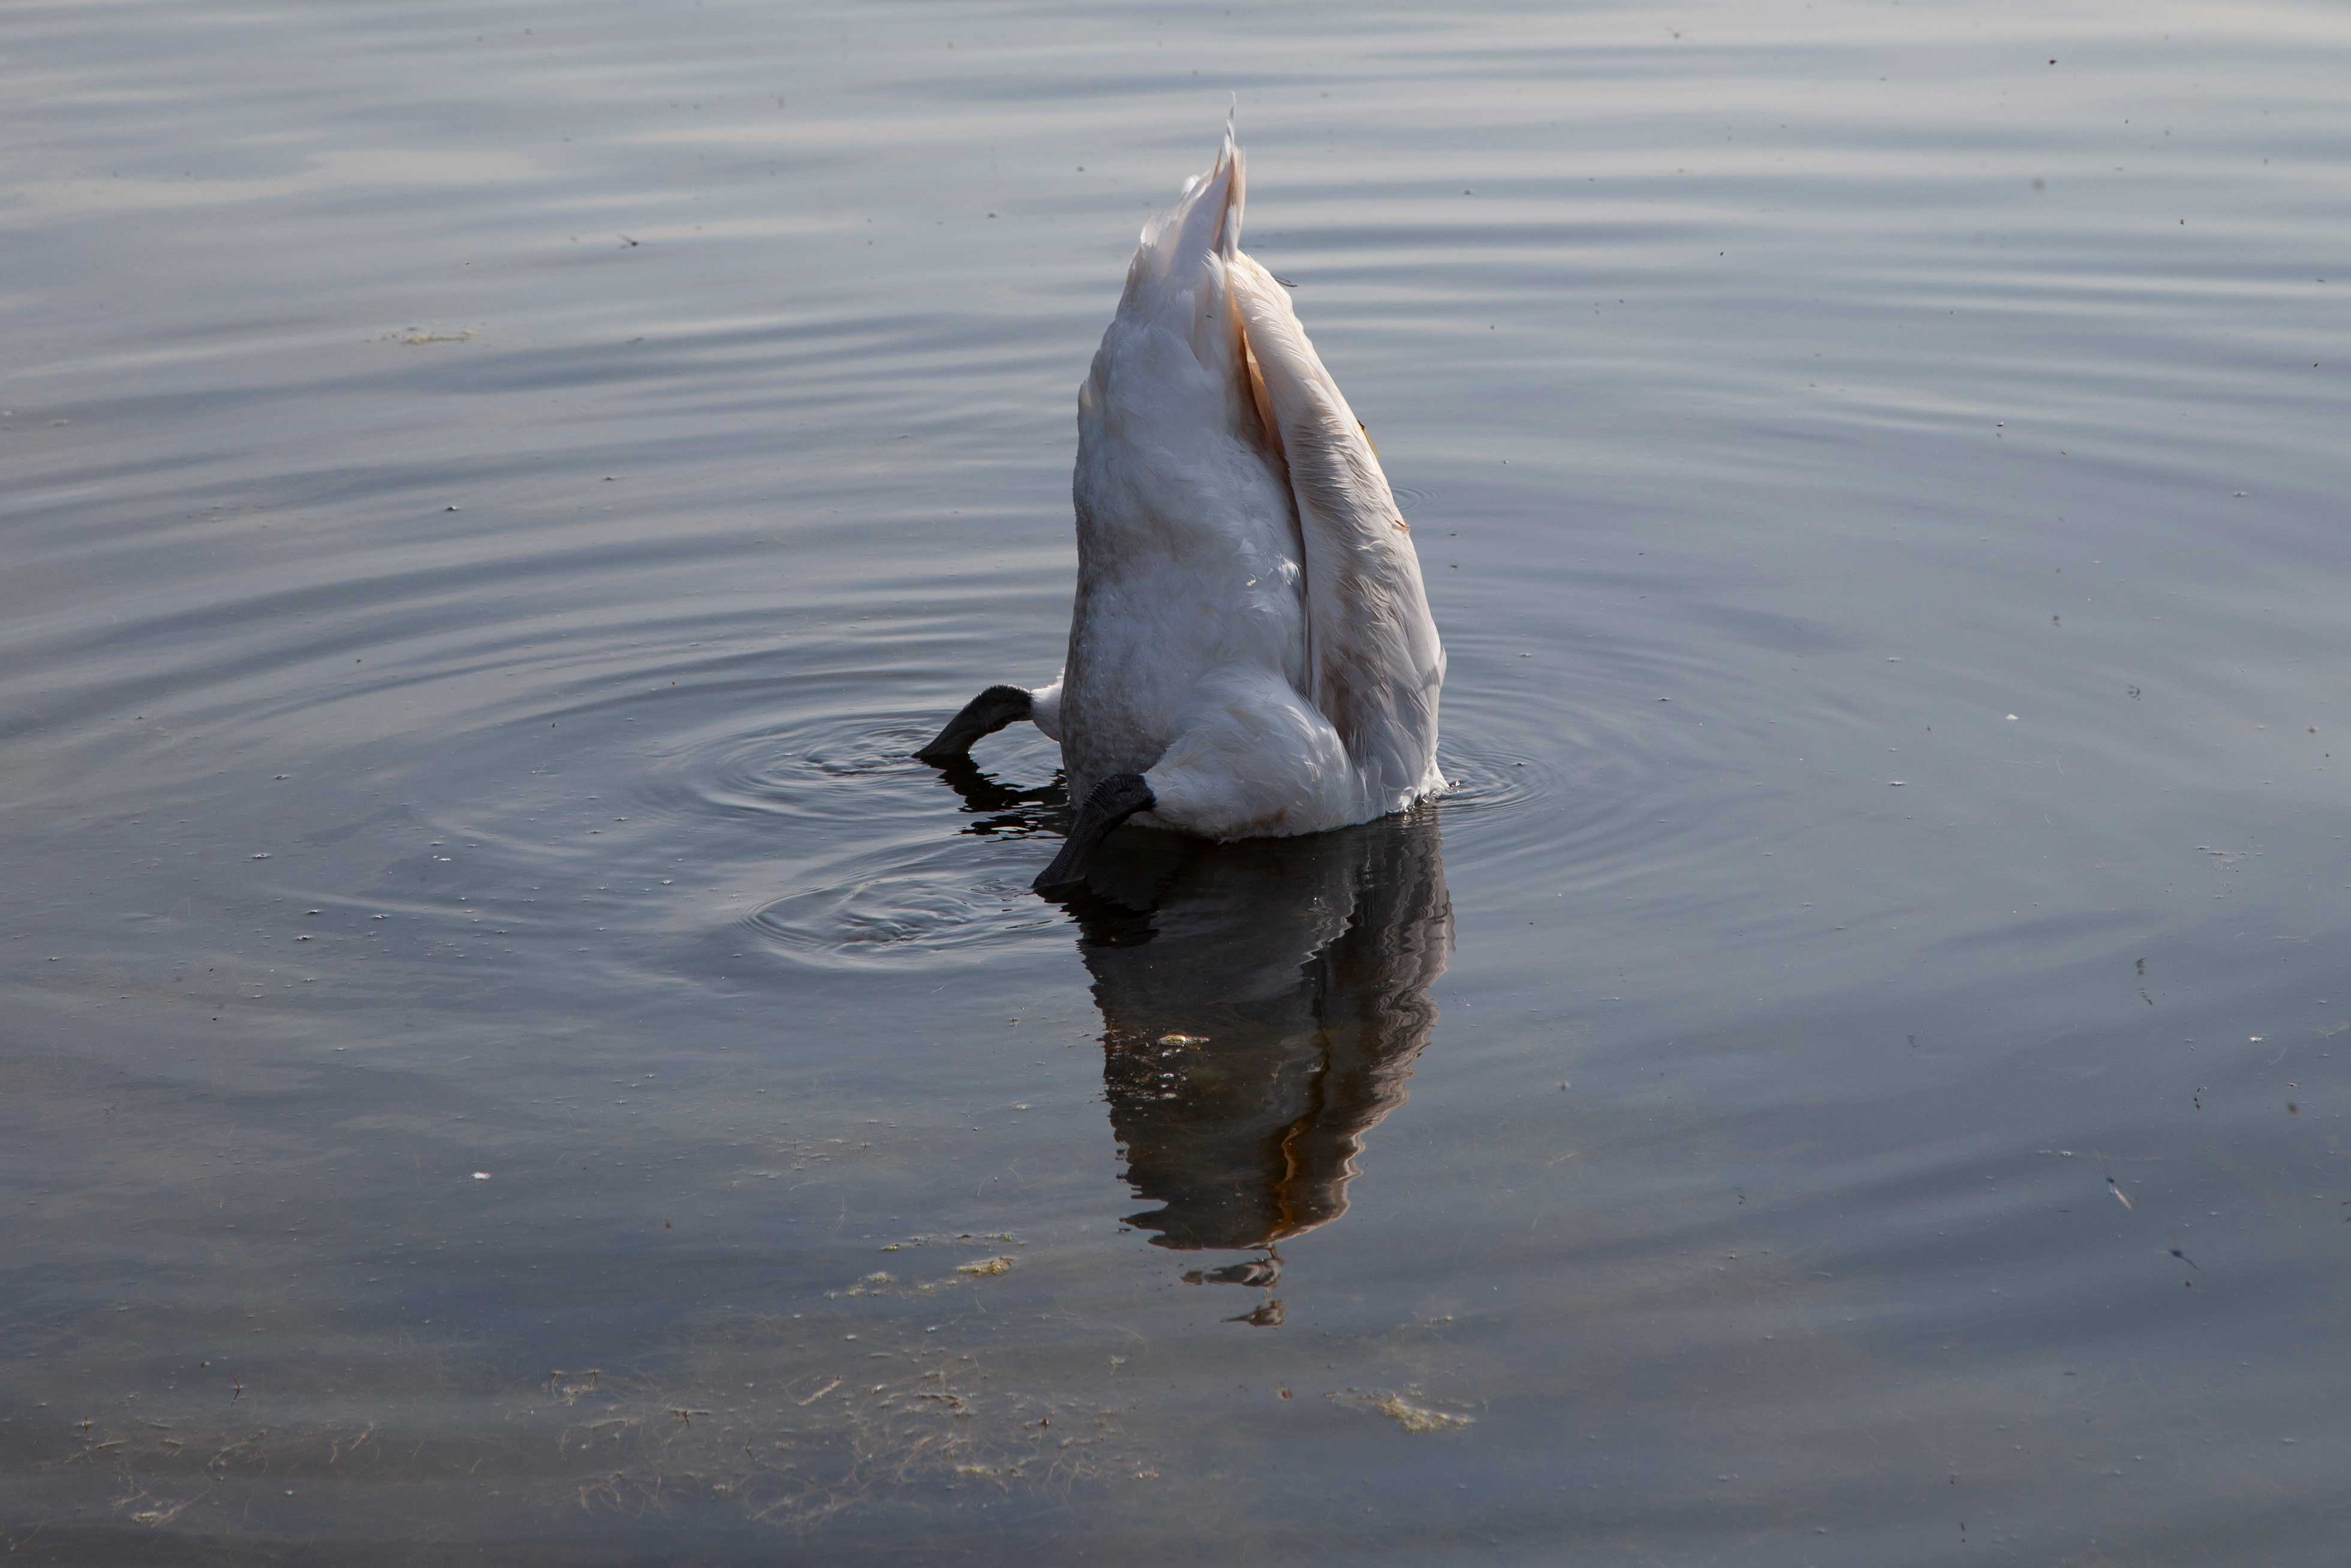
[1032,772,1156,893]
[916,684,1032,763]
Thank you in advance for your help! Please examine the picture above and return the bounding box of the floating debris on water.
[881,1230,1022,1254]
[955,1256,1015,1277]
[1332,1388,1475,1434]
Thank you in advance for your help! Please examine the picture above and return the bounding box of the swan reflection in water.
[938,759,1451,1324]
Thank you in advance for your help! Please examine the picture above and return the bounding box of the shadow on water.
[1051,806,1452,1323]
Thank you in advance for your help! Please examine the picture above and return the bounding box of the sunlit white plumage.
[919,120,1445,887]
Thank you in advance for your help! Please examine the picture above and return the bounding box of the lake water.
[6,0,2349,1560]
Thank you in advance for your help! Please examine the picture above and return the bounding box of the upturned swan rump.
[919,121,1446,891]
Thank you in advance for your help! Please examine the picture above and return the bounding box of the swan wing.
[1229,252,1445,804]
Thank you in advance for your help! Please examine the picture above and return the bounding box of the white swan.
[919,119,1446,891]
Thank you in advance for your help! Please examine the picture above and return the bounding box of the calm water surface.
[6,1,2350,1561]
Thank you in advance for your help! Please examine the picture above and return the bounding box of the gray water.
[6,1,2349,1561]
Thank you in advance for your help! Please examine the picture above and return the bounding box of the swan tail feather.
[1131,118,1244,294]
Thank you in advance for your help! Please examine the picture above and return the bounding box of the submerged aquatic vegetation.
[20,1312,1157,1546]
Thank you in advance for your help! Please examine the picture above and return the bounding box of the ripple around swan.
[1433,740,1555,817]
[1430,626,1780,911]
[664,676,1741,968]
[624,708,1077,971]
[694,714,949,824]
[742,849,1069,971]
[640,707,1064,826]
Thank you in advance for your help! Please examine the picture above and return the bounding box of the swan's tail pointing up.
[1130,112,1244,293]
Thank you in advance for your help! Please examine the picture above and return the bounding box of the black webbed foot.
[915,684,1031,763]
[1032,772,1156,893]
